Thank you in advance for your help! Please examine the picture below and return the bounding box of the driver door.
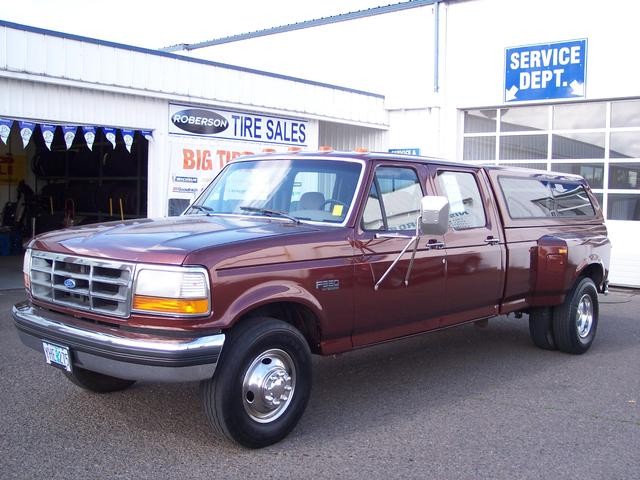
[352,164,447,346]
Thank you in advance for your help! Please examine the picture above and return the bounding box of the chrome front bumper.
[12,301,225,382]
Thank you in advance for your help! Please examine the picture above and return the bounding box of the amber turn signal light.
[132,295,209,315]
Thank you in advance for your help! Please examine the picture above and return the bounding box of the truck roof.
[235,150,585,181]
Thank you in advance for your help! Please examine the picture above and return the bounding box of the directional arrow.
[505,85,519,101]
[570,80,585,96]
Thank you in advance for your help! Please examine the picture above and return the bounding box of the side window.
[362,167,422,231]
[499,177,595,218]
[436,171,487,230]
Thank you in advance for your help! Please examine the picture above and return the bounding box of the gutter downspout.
[434,0,441,93]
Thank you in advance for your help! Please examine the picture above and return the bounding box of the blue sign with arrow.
[505,39,587,102]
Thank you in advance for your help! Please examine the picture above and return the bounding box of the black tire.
[552,277,599,354]
[528,307,557,350]
[200,317,312,449]
[64,367,136,393]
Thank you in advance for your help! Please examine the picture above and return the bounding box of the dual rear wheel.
[529,277,599,354]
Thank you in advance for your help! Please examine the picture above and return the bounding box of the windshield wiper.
[239,206,301,224]
[188,205,215,215]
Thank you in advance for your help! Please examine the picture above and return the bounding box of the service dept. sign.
[505,39,587,102]
[169,104,308,146]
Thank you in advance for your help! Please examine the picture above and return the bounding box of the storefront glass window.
[463,100,640,222]
[463,137,495,161]
[500,106,548,132]
[464,110,497,133]
[499,134,547,159]
[611,100,640,128]
[552,133,605,159]
[553,103,606,129]
[609,163,640,190]
[610,132,640,158]
[608,194,640,220]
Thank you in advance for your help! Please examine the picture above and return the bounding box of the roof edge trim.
[0,20,385,99]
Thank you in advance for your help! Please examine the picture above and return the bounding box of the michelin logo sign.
[505,39,587,102]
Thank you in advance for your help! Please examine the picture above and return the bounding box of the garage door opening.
[0,121,149,250]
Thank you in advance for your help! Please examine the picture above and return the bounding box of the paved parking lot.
[1,287,638,479]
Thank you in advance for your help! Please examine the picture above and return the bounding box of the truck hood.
[30,215,320,265]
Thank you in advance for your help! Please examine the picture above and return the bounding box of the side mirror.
[420,196,449,235]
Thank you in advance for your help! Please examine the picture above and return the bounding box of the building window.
[462,99,640,222]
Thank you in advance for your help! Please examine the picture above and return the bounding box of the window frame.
[435,169,488,231]
[360,164,425,233]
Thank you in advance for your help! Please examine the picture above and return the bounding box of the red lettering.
[183,149,213,170]
[216,150,227,169]
[200,150,212,170]
[183,149,195,169]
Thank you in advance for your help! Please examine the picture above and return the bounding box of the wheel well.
[238,302,322,354]
[579,263,604,289]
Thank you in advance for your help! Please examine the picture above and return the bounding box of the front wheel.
[552,277,599,354]
[200,318,312,448]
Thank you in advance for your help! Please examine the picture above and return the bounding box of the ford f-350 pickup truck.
[13,151,610,448]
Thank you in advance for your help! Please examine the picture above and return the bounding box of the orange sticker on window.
[332,204,344,216]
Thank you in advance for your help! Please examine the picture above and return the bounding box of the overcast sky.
[1,0,389,49]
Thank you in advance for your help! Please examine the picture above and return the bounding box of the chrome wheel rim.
[576,294,594,339]
[242,349,296,423]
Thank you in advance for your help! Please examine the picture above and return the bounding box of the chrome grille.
[29,251,135,318]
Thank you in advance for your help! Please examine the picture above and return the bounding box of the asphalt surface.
[1,288,638,480]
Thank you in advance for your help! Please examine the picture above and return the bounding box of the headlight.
[132,265,211,316]
[23,248,32,291]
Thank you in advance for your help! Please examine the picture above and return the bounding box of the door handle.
[484,236,500,245]
[426,239,445,250]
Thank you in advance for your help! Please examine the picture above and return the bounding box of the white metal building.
[174,0,639,287]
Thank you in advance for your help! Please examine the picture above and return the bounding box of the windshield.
[186,159,363,225]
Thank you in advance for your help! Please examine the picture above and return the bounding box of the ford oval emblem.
[63,278,77,289]
[171,109,229,135]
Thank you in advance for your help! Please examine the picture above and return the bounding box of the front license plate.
[42,341,72,372]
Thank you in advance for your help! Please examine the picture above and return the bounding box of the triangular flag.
[122,129,134,153]
[63,126,76,150]
[41,124,57,150]
[141,130,153,142]
[83,126,96,151]
[0,118,12,145]
[103,127,117,149]
[19,121,35,149]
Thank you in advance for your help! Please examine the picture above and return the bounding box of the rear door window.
[436,171,487,230]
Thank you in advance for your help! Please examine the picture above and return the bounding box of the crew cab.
[13,151,611,448]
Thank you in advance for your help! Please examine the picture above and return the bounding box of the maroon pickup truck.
[13,151,610,448]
